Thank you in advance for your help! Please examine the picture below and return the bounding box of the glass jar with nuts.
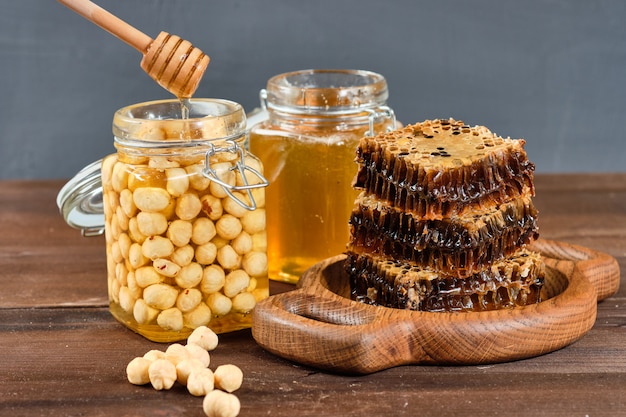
[95,98,269,342]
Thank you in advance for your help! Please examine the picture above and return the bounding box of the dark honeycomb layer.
[346,249,544,312]
[348,194,539,278]
[353,118,535,219]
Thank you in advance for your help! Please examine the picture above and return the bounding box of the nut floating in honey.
[58,0,209,98]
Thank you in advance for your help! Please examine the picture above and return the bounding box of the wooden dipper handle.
[57,0,152,52]
[58,0,210,98]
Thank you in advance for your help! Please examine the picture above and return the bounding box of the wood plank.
[0,180,109,307]
[1,307,625,417]
[534,173,626,192]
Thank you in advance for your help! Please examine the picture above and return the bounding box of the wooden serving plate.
[252,239,620,374]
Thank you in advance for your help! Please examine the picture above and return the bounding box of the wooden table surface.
[1,174,625,417]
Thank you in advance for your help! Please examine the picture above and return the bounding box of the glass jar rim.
[113,98,246,144]
[263,69,388,114]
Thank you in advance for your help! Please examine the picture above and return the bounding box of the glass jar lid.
[262,69,389,114]
[56,159,105,237]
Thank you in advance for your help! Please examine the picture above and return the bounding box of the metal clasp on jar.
[202,139,269,211]
[364,106,396,136]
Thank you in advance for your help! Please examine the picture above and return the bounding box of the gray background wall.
[1,0,625,180]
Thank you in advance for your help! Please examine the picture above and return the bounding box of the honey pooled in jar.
[249,127,368,283]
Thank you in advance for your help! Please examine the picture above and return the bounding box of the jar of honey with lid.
[248,69,396,284]
[59,98,269,342]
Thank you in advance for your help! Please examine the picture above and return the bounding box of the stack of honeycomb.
[345,118,544,312]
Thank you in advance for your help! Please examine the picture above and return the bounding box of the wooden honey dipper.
[58,0,210,98]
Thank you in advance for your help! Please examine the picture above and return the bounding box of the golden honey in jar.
[249,69,396,284]
[100,99,269,342]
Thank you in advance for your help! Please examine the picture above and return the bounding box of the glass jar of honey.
[248,69,396,284]
[59,98,269,342]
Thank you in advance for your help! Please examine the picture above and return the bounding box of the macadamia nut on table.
[126,326,244,417]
